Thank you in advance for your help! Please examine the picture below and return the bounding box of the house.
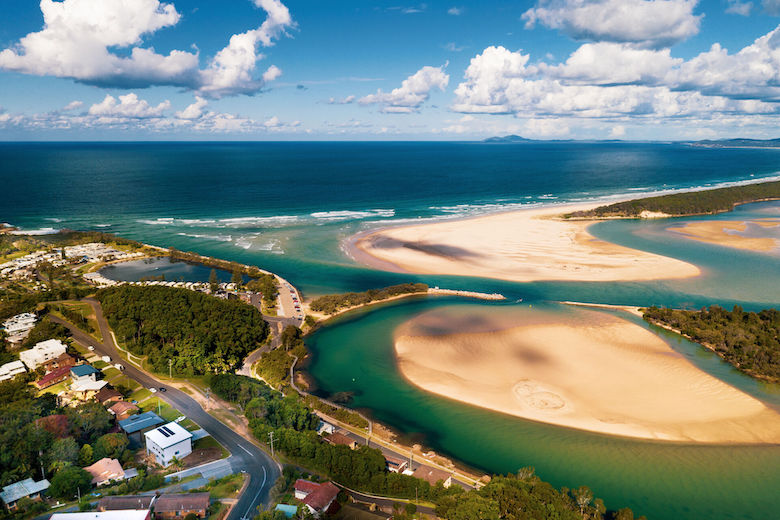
[84,458,126,486]
[317,420,335,435]
[293,480,340,517]
[35,365,72,389]
[154,493,209,519]
[144,422,193,467]
[41,352,76,373]
[385,455,408,474]
[2,313,36,342]
[109,401,139,420]
[70,364,100,383]
[19,338,67,369]
[0,478,50,511]
[70,379,108,400]
[119,411,165,444]
[94,387,123,406]
[0,360,26,382]
[49,511,151,520]
[325,431,357,450]
[412,466,453,488]
[97,495,154,511]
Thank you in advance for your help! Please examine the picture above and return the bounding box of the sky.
[2,0,780,140]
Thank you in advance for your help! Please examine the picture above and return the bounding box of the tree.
[48,437,79,472]
[209,269,219,292]
[93,433,129,460]
[574,486,594,519]
[280,326,303,350]
[231,268,243,286]
[49,465,92,500]
[67,402,112,443]
[78,444,94,466]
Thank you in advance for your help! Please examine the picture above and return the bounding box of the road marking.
[238,444,254,456]
[242,466,267,520]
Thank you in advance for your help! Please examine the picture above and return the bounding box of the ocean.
[3,141,780,519]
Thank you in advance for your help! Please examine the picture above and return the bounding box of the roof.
[71,379,108,392]
[71,364,100,377]
[413,466,452,486]
[385,455,407,467]
[275,504,297,518]
[294,479,321,495]
[109,401,139,415]
[154,492,210,512]
[95,387,123,403]
[299,481,339,511]
[49,511,150,520]
[97,495,153,511]
[144,421,192,449]
[36,365,71,387]
[325,432,356,447]
[0,478,50,504]
[119,411,164,434]
[33,338,67,352]
[1,360,25,371]
[84,458,125,484]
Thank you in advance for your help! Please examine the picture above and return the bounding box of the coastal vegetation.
[245,274,279,312]
[309,283,428,315]
[644,305,780,381]
[97,285,269,375]
[566,180,780,218]
[169,247,270,279]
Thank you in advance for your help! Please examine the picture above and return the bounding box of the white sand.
[394,308,780,444]
[350,203,700,283]
[669,219,780,252]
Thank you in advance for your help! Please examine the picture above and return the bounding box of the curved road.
[50,299,280,520]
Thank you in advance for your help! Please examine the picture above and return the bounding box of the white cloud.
[522,0,702,48]
[359,65,449,113]
[765,0,780,14]
[610,125,626,137]
[88,93,170,118]
[328,95,356,104]
[0,0,294,98]
[447,6,463,15]
[444,42,465,52]
[175,96,208,119]
[262,65,283,82]
[62,100,83,111]
[523,118,570,137]
[726,1,753,15]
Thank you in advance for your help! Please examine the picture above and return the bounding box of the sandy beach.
[669,219,780,252]
[394,307,780,444]
[349,203,700,283]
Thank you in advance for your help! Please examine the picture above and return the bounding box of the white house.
[2,313,36,334]
[19,339,67,370]
[0,361,26,382]
[144,422,192,467]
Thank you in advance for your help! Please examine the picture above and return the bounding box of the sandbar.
[348,203,700,283]
[669,219,780,252]
[394,307,780,444]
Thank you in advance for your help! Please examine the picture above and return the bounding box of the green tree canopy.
[49,465,92,500]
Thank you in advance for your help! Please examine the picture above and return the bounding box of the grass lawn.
[206,502,227,520]
[38,381,68,396]
[113,376,141,391]
[193,436,230,460]
[140,398,183,422]
[93,360,108,370]
[130,387,152,403]
[206,473,245,499]
[179,418,199,430]
[102,367,121,380]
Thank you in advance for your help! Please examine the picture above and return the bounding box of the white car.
[149,388,157,393]
[114,364,124,371]
[87,346,95,351]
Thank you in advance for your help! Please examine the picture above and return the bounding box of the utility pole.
[268,431,275,458]
[169,358,173,380]
[39,450,45,480]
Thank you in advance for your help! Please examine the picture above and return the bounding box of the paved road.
[342,486,436,516]
[50,300,281,520]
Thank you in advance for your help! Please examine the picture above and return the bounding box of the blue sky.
[2,0,780,140]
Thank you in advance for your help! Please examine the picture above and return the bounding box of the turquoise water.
[101,256,246,283]
[3,142,780,519]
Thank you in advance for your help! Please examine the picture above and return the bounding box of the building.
[0,478,50,511]
[70,364,100,383]
[109,401,139,420]
[0,361,26,382]
[70,379,108,399]
[97,495,154,511]
[385,455,408,474]
[119,411,165,444]
[412,466,453,488]
[35,365,72,389]
[2,313,36,341]
[49,511,151,520]
[154,493,209,519]
[144,421,193,467]
[324,431,357,450]
[94,387,123,406]
[84,458,126,486]
[317,420,335,435]
[293,480,340,517]
[41,352,76,373]
[19,339,67,370]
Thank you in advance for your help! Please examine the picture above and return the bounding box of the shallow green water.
[307,298,780,520]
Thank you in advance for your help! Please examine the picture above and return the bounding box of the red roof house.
[293,480,340,516]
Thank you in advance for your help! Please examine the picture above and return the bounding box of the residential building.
[293,480,340,517]
[49,511,151,520]
[84,458,126,486]
[41,352,76,373]
[119,411,164,444]
[385,455,408,473]
[317,420,335,435]
[108,401,139,420]
[324,431,357,450]
[70,364,100,383]
[0,478,50,511]
[144,422,193,467]
[70,379,108,399]
[2,313,37,343]
[19,339,67,370]
[154,493,209,519]
[412,466,453,488]
[94,387,123,406]
[35,365,72,389]
[0,361,26,382]
[97,495,154,511]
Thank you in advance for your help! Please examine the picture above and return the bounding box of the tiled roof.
[84,458,125,484]
[97,495,154,511]
[294,480,339,512]
[154,492,210,512]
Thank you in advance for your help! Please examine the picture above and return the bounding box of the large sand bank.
[394,307,780,443]
[669,219,780,252]
[349,204,699,283]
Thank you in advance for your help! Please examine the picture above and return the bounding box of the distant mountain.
[690,138,780,149]
[483,135,534,143]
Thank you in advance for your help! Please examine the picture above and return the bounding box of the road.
[50,299,281,520]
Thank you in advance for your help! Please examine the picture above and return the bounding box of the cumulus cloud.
[88,93,170,118]
[726,1,753,15]
[62,101,83,111]
[359,66,449,113]
[175,96,208,119]
[522,0,702,48]
[328,95,356,104]
[0,0,293,98]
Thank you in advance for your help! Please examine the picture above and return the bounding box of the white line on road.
[242,465,267,520]
[238,444,254,456]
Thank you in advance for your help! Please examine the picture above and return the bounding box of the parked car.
[114,364,124,370]
[149,388,157,393]
[87,346,95,351]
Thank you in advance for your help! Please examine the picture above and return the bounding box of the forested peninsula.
[643,305,780,382]
[566,180,780,218]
